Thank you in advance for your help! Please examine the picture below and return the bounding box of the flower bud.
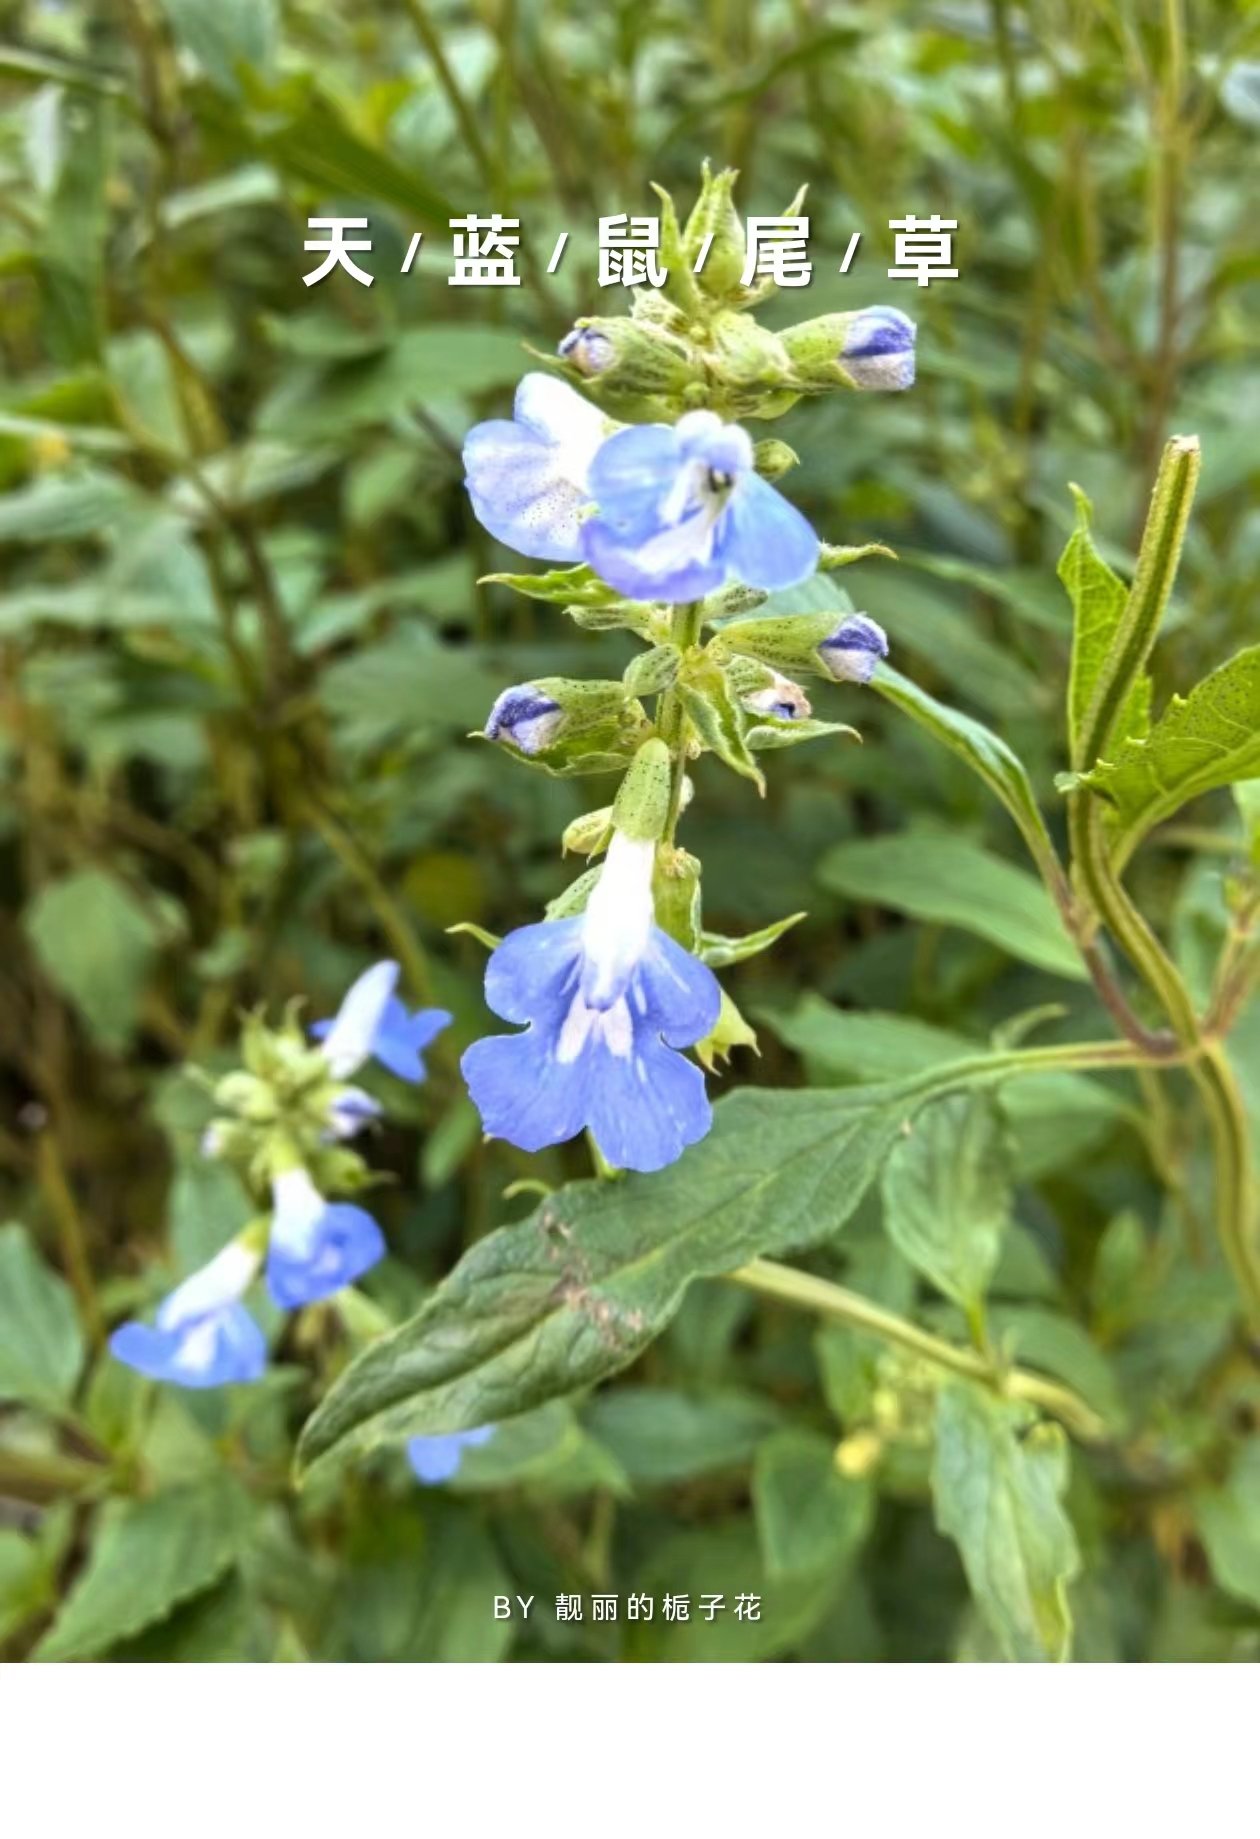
[741,669,813,721]
[682,161,746,301]
[752,438,798,480]
[562,805,614,858]
[557,315,702,402]
[817,613,889,683]
[781,305,916,393]
[713,608,889,684]
[611,737,673,842]
[706,310,795,390]
[483,684,563,755]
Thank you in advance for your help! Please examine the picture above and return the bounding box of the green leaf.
[1075,647,1260,871]
[481,563,626,608]
[745,714,859,752]
[871,663,1060,882]
[699,910,805,967]
[0,1528,56,1645]
[453,1400,628,1496]
[1059,483,1150,769]
[23,869,168,1049]
[34,1478,252,1661]
[881,1091,1011,1312]
[160,0,277,96]
[1194,1441,1260,1611]
[676,655,764,790]
[817,832,1086,981]
[932,1384,1079,1662]
[36,90,109,365]
[0,1223,85,1412]
[584,1388,784,1486]
[296,1055,1048,1479]
[753,1430,874,1580]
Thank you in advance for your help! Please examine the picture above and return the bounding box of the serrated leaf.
[0,1223,85,1412]
[34,1478,252,1661]
[817,832,1085,981]
[932,1384,1079,1662]
[753,1430,874,1580]
[1059,484,1150,770]
[297,1055,1053,1478]
[881,1091,1011,1312]
[1076,646,1260,870]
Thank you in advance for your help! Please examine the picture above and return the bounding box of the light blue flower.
[463,373,610,562]
[818,613,889,684]
[484,683,563,755]
[266,1167,385,1309]
[581,410,819,602]
[840,306,916,392]
[312,958,450,1087]
[461,830,721,1173]
[109,1239,266,1390]
[407,1426,496,1485]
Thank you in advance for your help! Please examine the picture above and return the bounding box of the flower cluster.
[110,961,449,1389]
[457,166,913,1178]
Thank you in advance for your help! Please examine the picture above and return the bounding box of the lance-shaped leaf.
[296,1057,1042,1480]
[932,1383,1080,1662]
[481,563,627,608]
[880,1091,1012,1314]
[1074,646,1260,871]
[699,911,805,968]
[1058,484,1150,771]
[871,664,1062,889]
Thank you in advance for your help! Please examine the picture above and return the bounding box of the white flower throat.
[556,831,656,1066]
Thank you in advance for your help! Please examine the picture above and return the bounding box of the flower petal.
[585,1027,713,1173]
[482,917,583,1025]
[464,420,588,562]
[370,1000,452,1083]
[110,1303,266,1390]
[633,929,723,1048]
[265,1201,385,1309]
[316,960,400,1079]
[717,472,819,592]
[461,1025,589,1152]
[513,373,606,463]
[586,423,682,537]
[582,515,725,603]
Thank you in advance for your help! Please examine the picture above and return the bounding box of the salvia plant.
[4,114,1259,1664]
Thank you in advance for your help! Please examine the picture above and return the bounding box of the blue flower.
[818,613,889,684]
[266,1167,385,1309]
[581,410,819,602]
[312,958,450,1087]
[463,373,610,562]
[109,1240,266,1390]
[461,830,722,1173]
[840,307,916,391]
[407,1426,496,1485]
[484,683,563,755]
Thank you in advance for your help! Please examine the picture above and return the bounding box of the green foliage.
[2,0,1259,1668]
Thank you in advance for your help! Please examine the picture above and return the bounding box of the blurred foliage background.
[1,0,1259,1662]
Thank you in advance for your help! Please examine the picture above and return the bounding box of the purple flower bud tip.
[559,327,615,377]
[841,308,916,391]
[819,613,889,684]
[743,671,812,721]
[484,684,563,754]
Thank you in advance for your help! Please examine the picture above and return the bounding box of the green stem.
[660,601,703,841]
[728,1258,1108,1444]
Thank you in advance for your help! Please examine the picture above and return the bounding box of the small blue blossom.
[312,958,450,1087]
[109,1239,265,1390]
[840,307,917,391]
[462,830,722,1174]
[581,410,819,602]
[743,671,812,721]
[484,683,564,755]
[266,1167,385,1309]
[407,1426,496,1485]
[818,613,889,684]
[463,373,610,562]
[325,1087,383,1141]
[558,326,615,377]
